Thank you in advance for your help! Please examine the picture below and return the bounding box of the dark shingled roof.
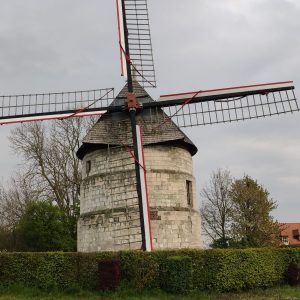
[77,81,197,160]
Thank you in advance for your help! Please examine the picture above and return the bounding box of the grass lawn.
[0,285,300,300]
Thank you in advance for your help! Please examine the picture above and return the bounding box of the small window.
[86,160,91,174]
[186,180,193,207]
[281,236,289,245]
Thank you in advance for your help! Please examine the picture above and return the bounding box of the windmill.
[0,0,299,252]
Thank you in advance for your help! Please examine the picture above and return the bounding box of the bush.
[76,252,118,290]
[120,251,159,289]
[190,248,289,291]
[0,248,300,292]
[15,201,75,252]
[0,252,114,291]
[0,252,79,291]
[160,256,193,294]
[0,228,15,251]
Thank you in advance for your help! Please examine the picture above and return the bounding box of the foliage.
[0,174,40,250]
[230,175,281,247]
[0,227,15,251]
[0,248,300,292]
[0,175,38,232]
[120,251,160,289]
[201,171,282,249]
[0,252,77,291]
[15,201,75,251]
[4,118,96,249]
[200,249,286,291]
[210,237,231,249]
[0,118,97,251]
[9,120,86,212]
[200,169,233,248]
[160,256,193,294]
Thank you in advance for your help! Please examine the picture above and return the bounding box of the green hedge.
[0,248,300,292]
[160,256,193,293]
[0,252,116,291]
[120,251,159,289]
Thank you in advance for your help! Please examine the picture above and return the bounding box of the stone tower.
[76,82,201,251]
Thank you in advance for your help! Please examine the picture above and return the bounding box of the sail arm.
[0,87,114,125]
[157,81,295,107]
[115,0,156,88]
[144,81,299,128]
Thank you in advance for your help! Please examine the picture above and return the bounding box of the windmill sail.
[0,88,114,125]
[1,1,298,254]
[146,81,298,128]
[116,0,156,88]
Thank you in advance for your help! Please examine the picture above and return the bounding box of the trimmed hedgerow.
[196,248,286,291]
[75,252,119,290]
[0,252,78,291]
[0,248,300,292]
[0,252,115,291]
[120,251,160,289]
[160,256,193,294]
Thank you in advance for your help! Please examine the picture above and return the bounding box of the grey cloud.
[0,0,299,222]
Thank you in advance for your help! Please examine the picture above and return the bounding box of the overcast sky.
[0,0,299,222]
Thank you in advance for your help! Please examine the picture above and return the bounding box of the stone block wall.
[77,144,202,252]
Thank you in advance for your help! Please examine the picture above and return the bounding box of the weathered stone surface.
[77,144,202,252]
[77,82,201,251]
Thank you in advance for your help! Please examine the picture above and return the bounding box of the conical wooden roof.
[77,82,197,159]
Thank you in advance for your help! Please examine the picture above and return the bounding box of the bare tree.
[0,172,40,249]
[0,173,37,230]
[200,169,233,247]
[0,117,96,250]
[9,117,95,215]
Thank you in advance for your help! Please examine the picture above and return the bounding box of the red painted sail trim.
[139,126,153,251]
[0,110,107,125]
[159,81,294,101]
[116,0,126,77]
[136,125,152,252]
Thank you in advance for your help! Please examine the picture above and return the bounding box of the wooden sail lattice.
[162,88,298,128]
[0,88,114,124]
[119,0,156,88]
